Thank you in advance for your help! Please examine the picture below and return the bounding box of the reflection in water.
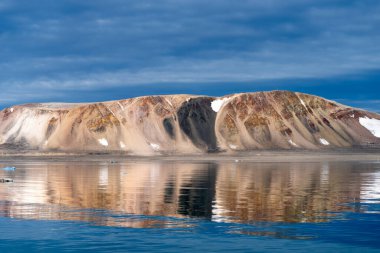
[0,161,380,228]
[361,170,380,202]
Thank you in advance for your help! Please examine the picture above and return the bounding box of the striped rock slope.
[0,91,379,154]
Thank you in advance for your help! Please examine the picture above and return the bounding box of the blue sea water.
[0,160,379,252]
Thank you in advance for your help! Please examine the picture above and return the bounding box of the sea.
[0,159,380,252]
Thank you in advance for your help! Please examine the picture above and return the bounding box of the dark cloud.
[0,0,379,110]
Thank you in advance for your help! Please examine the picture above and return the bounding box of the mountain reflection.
[0,161,379,227]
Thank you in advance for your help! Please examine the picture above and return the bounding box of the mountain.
[1,91,380,154]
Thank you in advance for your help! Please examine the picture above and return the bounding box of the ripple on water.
[0,161,380,252]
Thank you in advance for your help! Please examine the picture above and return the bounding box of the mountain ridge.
[1,91,379,154]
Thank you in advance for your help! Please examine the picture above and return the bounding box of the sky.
[0,0,379,111]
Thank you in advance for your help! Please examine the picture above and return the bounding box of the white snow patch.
[117,102,124,111]
[150,143,160,151]
[211,97,231,112]
[98,138,108,146]
[229,144,237,150]
[359,117,380,138]
[9,107,14,113]
[165,98,173,107]
[288,140,298,147]
[119,141,126,149]
[108,107,116,117]
[319,138,330,145]
[350,114,355,118]
[300,99,306,107]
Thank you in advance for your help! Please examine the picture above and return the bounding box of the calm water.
[0,160,380,252]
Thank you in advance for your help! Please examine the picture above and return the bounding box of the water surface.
[0,160,380,252]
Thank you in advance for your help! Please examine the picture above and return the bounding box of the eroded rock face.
[1,91,379,154]
[177,97,217,151]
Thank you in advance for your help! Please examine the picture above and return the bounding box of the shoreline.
[0,149,379,163]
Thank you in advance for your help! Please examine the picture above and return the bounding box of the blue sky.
[0,0,379,111]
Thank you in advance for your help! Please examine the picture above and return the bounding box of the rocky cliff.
[1,91,379,154]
